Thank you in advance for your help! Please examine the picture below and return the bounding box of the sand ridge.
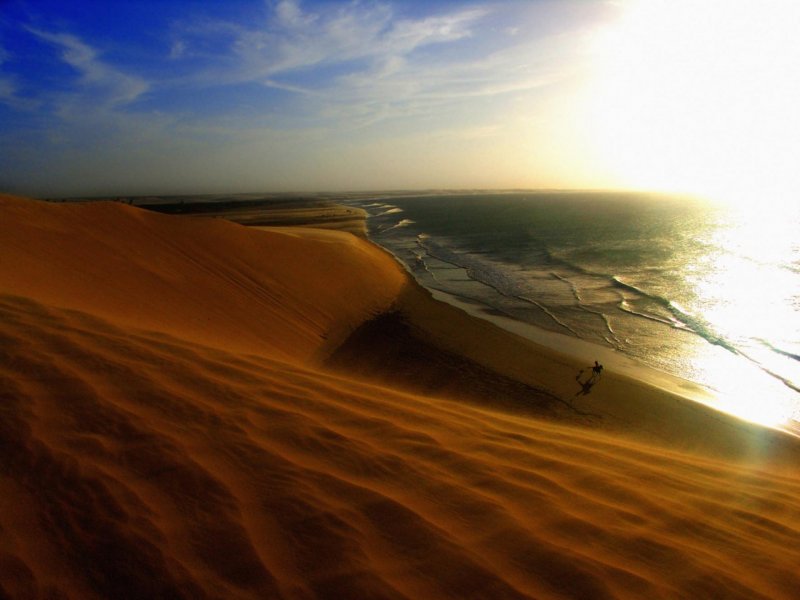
[0,194,404,362]
[2,195,800,599]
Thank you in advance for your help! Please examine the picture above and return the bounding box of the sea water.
[348,192,800,430]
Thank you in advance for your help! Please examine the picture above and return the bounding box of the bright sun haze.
[585,0,800,210]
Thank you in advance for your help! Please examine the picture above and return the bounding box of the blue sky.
[1,0,621,196]
[2,0,798,202]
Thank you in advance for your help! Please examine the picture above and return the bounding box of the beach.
[2,193,800,599]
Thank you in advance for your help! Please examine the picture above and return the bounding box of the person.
[573,361,604,399]
[591,361,603,378]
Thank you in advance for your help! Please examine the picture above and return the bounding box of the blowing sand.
[1,194,799,599]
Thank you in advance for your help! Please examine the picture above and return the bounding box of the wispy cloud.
[326,35,573,127]
[28,28,149,107]
[174,1,486,87]
[0,43,39,111]
[0,76,17,103]
[236,0,484,78]
[166,0,577,130]
[169,39,187,60]
[1,1,593,137]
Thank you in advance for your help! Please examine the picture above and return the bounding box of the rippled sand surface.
[2,195,799,599]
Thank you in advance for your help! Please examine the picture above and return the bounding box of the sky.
[1,0,799,202]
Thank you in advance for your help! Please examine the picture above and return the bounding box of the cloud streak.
[170,0,488,94]
[238,0,484,78]
[6,1,581,129]
[165,0,577,130]
[0,43,39,111]
[28,28,150,108]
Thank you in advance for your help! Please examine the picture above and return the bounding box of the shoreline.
[356,205,800,440]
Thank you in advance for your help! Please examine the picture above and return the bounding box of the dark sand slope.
[2,195,800,599]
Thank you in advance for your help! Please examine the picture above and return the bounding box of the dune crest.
[2,195,800,599]
[0,194,404,362]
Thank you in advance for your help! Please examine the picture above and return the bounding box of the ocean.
[348,192,800,430]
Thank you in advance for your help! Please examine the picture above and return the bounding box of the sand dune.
[2,195,800,599]
[0,195,403,362]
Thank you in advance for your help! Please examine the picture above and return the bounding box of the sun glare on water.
[698,209,800,426]
[580,1,800,428]
[661,203,800,429]
[586,0,800,211]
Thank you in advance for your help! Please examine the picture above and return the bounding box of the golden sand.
[1,194,799,599]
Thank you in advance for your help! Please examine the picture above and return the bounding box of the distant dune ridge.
[1,194,800,599]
